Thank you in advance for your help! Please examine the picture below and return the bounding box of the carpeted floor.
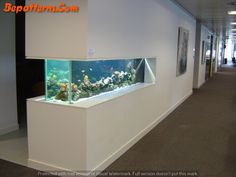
[1,66,236,177]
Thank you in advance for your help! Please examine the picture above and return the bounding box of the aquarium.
[45,58,155,104]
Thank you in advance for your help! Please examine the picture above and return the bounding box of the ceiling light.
[228,11,236,15]
[231,22,236,25]
[232,29,236,31]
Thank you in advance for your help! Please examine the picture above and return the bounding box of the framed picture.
[176,27,189,76]
[201,40,206,64]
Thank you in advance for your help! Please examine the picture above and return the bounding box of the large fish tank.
[45,58,155,104]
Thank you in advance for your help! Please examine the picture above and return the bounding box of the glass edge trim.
[68,61,72,104]
[44,59,48,101]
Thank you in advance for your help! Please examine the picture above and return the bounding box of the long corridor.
[1,66,236,177]
[102,66,236,177]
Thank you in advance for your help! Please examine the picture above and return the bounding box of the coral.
[83,75,90,86]
[60,83,68,92]
[47,63,139,102]
[55,91,68,101]
[72,83,78,92]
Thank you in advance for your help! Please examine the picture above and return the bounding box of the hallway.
[102,65,236,177]
[1,66,236,177]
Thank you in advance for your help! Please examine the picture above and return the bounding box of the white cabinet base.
[27,88,192,176]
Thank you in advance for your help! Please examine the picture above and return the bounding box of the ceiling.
[174,0,236,39]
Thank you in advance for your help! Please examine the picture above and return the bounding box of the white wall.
[87,0,196,116]
[0,7,19,135]
[26,0,88,59]
[199,26,211,86]
[193,21,201,88]
[193,23,210,88]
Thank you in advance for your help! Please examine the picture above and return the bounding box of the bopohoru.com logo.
[2,2,79,13]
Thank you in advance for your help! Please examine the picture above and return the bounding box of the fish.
[81,70,85,73]
[110,67,114,72]
[126,61,132,69]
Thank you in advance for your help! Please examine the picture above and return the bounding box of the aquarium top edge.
[27,96,87,110]
[26,56,158,61]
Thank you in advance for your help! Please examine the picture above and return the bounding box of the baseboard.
[0,124,19,135]
[28,90,193,176]
[92,90,193,173]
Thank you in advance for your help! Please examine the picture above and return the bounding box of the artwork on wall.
[176,27,189,76]
[201,40,206,64]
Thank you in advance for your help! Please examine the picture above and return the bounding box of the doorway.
[205,35,213,80]
[16,0,44,127]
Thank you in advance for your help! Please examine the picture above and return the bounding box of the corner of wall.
[0,124,19,136]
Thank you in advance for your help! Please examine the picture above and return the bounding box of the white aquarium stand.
[27,83,158,176]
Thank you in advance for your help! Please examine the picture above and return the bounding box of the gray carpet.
[1,66,236,177]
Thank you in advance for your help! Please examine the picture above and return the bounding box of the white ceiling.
[174,0,236,38]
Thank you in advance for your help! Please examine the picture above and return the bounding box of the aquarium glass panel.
[71,59,145,101]
[45,60,71,103]
[45,58,148,104]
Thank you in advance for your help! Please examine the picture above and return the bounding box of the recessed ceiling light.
[228,11,236,15]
